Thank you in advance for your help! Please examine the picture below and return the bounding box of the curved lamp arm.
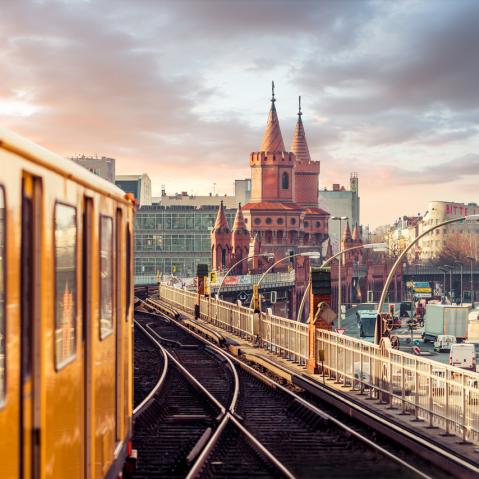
[296,243,381,322]
[375,214,479,343]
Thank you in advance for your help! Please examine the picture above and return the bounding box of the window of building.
[254,218,261,225]
[315,221,321,227]
[291,218,296,225]
[0,187,5,400]
[100,215,113,339]
[277,218,284,225]
[265,217,272,225]
[304,221,309,227]
[54,203,77,369]
[282,172,289,189]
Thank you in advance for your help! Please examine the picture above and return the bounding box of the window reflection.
[55,203,77,368]
[100,216,113,339]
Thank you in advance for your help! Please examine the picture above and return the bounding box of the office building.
[70,155,116,183]
[115,174,152,206]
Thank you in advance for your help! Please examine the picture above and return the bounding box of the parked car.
[449,343,477,371]
[434,335,456,353]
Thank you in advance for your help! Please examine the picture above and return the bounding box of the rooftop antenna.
[271,80,275,103]
[298,95,302,116]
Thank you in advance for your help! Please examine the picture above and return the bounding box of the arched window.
[282,172,289,189]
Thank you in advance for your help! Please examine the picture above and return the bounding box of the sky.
[2,0,479,228]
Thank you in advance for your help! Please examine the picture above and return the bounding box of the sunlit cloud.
[1,0,478,227]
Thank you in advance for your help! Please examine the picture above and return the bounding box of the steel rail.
[132,321,169,416]
[297,374,479,477]
[139,308,294,478]
[144,299,439,479]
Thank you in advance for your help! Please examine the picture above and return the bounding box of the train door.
[82,197,93,479]
[124,221,132,432]
[115,208,123,442]
[20,174,42,479]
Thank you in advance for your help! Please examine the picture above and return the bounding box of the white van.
[434,335,456,353]
[449,343,477,371]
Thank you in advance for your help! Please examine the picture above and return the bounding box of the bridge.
[142,283,479,476]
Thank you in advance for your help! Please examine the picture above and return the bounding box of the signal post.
[196,263,209,319]
[307,267,335,374]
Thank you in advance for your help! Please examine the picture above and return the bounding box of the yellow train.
[0,128,135,478]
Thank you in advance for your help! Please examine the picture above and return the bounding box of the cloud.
[1,0,478,229]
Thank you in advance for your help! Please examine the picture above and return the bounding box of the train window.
[125,223,132,320]
[54,203,77,369]
[100,215,113,339]
[0,187,5,401]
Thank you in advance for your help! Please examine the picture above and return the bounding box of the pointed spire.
[290,95,311,162]
[342,221,352,242]
[213,200,229,232]
[260,81,286,153]
[233,203,247,232]
[352,223,361,242]
[326,238,333,259]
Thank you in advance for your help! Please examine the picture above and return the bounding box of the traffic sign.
[413,346,421,355]
[335,328,345,335]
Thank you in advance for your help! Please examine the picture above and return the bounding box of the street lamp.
[444,264,453,300]
[376,213,479,343]
[438,267,448,301]
[216,253,274,300]
[297,243,387,323]
[454,260,464,304]
[467,256,475,303]
[331,216,349,328]
[249,250,322,311]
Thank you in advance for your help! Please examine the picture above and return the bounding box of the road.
[340,307,478,367]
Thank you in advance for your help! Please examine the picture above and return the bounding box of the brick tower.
[291,96,320,208]
[211,200,232,271]
[231,203,250,274]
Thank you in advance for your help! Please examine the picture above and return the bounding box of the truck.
[423,304,471,342]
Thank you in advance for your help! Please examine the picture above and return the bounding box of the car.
[434,335,456,353]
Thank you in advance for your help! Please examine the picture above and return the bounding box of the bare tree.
[436,231,479,264]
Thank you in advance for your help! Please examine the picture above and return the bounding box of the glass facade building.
[135,204,236,278]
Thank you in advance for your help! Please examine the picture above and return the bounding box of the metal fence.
[316,329,479,444]
[158,284,479,445]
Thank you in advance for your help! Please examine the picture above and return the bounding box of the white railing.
[260,311,308,364]
[316,329,479,444]
[158,284,479,445]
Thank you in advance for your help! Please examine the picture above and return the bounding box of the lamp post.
[297,243,387,323]
[331,216,349,328]
[444,264,453,300]
[454,261,464,304]
[438,267,447,300]
[249,250,322,311]
[376,214,479,344]
[467,256,474,303]
[216,253,274,300]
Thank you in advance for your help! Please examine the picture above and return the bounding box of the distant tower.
[211,201,232,271]
[325,238,333,259]
[341,220,354,265]
[350,173,360,227]
[249,81,295,203]
[231,203,250,274]
[291,96,320,207]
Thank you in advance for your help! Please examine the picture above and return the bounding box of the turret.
[210,201,232,271]
[291,96,320,207]
[231,203,250,274]
[249,82,295,203]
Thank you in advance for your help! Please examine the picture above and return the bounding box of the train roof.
[0,126,128,201]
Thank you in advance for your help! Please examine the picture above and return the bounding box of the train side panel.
[0,150,21,478]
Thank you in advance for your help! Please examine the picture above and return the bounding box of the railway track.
[133,307,438,478]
